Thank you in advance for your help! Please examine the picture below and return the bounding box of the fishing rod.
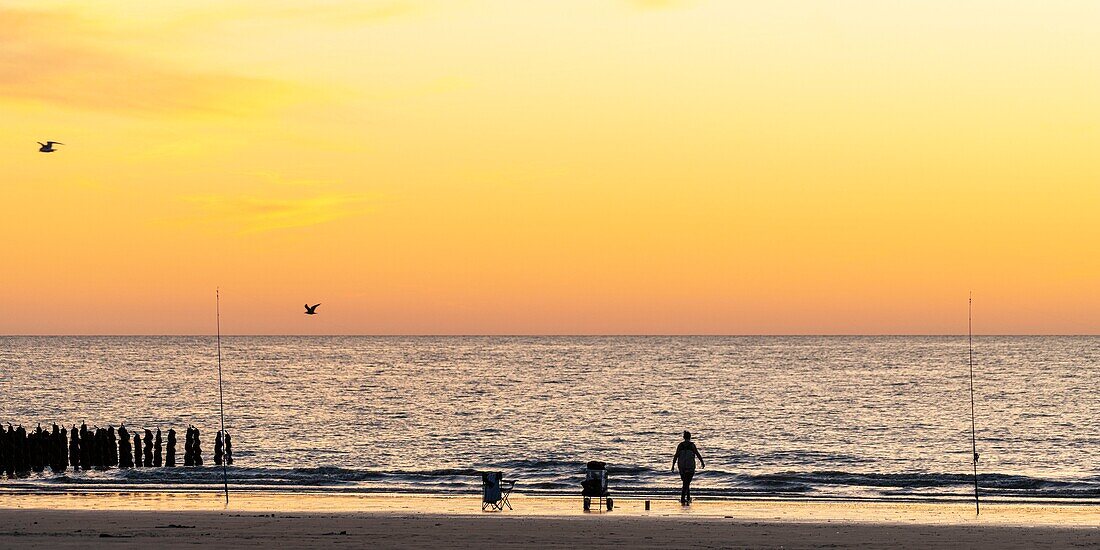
[968,292,979,515]
[217,288,229,505]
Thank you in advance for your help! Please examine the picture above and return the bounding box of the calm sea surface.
[1,336,1098,501]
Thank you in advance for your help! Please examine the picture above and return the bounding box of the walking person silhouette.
[672,431,705,505]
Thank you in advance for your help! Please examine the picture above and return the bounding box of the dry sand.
[1,492,1098,548]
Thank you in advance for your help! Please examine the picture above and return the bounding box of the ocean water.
[1,336,1098,501]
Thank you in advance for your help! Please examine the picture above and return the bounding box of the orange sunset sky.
[2,1,1099,335]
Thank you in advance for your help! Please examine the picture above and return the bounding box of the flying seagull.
[304,303,321,315]
[38,141,63,153]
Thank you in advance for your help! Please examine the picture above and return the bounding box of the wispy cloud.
[0,8,298,115]
[626,0,695,9]
[161,1,425,31]
[363,76,471,101]
[184,192,372,234]
[247,171,341,188]
[255,1,420,25]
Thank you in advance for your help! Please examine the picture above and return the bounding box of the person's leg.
[680,477,688,503]
[684,470,694,504]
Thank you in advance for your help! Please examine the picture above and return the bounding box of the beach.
[1,492,1099,548]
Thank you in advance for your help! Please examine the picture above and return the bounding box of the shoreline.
[6,488,1100,503]
[1,492,1098,549]
[2,491,1099,525]
[3,485,1099,507]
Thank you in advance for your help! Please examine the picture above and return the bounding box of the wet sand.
[1,492,1098,548]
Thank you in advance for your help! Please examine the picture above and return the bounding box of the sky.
[2,0,1098,335]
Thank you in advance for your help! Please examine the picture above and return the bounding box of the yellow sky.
[2,0,1098,334]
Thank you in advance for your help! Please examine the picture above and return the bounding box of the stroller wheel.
[583,497,591,511]
[606,498,614,511]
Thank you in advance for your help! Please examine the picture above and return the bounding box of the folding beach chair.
[581,461,614,512]
[482,471,515,511]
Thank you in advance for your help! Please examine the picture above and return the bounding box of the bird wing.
[311,303,321,310]
[38,142,46,146]
[304,304,309,311]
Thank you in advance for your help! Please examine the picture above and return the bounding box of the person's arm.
[694,446,705,469]
[672,447,679,471]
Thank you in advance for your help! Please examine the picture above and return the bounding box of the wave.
[3,465,1099,500]
[745,471,1100,497]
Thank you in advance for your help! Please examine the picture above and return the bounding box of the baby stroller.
[581,461,614,512]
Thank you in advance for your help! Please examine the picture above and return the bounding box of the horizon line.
[3,333,1099,338]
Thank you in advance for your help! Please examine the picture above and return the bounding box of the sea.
[1,336,1098,502]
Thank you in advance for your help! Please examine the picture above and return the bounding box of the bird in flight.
[38,141,64,153]
[304,303,321,315]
